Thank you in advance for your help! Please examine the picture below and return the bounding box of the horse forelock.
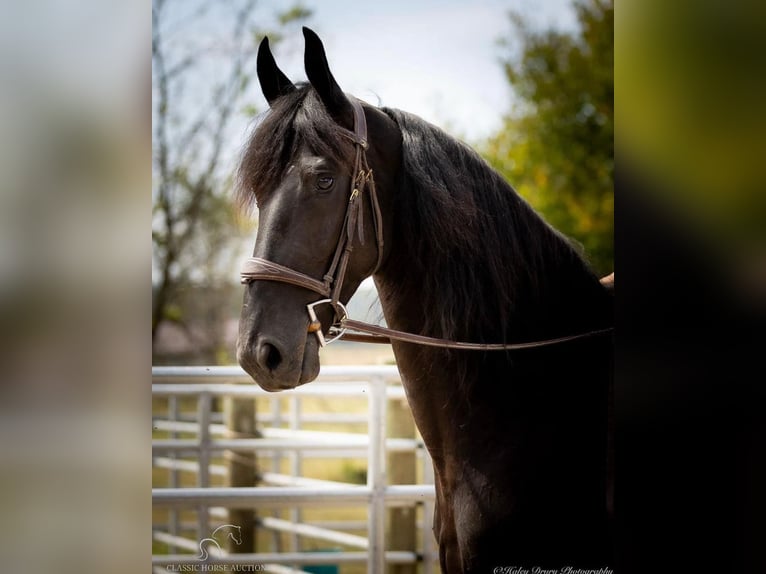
[235,84,355,213]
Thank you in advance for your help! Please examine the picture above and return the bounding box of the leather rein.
[241,98,612,350]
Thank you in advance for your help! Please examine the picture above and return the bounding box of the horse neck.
[374,188,610,345]
[380,251,608,347]
[371,162,613,509]
[372,198,613,487]
[373,109,611,344]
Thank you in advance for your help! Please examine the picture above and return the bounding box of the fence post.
[198,392,211,544]
[422,446,436,574]
[289,395,302,554]
[387,394,417,574]
[368,376,387,574]
[224,397,258,553]
[168,395,180,542]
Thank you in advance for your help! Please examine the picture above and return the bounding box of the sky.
[154,0,579,286]
[157,0,578,178]
[268,0,578,141]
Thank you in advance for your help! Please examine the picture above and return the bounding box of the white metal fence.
[152,365,437,573]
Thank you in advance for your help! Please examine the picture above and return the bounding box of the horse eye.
[316,175,334,191]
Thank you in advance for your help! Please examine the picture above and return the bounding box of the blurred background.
[149,3,613,571]
[150,0,614,366]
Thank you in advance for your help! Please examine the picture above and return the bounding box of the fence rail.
[152,365,437,574]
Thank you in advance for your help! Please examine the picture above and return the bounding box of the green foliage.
[481,0,613,275]
[619,0,766,247]
[163,303,183,323]
[278,3,312,26]
[338,461,367,485]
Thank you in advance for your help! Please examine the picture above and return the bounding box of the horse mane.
[379,107,604,344]
[236,84,355,212]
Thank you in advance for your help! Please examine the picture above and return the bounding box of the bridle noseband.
[241,98,613,350]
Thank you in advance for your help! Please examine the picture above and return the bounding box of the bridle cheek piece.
[241,99,613,351]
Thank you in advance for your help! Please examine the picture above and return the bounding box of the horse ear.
[303,27,353,126]
[257,36,296,106]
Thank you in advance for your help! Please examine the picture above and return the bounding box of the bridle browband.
[241,98,612,350]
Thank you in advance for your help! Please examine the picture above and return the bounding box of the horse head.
[236,28,400,390]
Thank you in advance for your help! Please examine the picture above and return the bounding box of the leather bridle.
[241,97,382,346]
[241,98,613,350]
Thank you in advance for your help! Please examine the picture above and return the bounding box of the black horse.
[237,28,613,573]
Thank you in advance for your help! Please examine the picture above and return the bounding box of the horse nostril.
[257,341,282,372]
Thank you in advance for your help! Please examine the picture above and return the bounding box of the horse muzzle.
[237,285,325,390]
[237,330,321,391]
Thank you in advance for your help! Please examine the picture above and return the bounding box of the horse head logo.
[196,524,243,561]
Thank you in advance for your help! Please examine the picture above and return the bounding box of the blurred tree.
[481,0,613,275]
[151,0,311,357]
